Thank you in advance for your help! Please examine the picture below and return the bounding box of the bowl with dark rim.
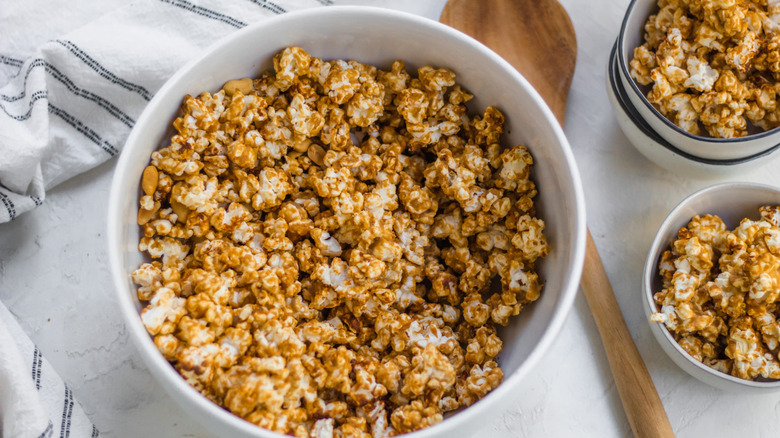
[607,42,780,176]
[614,0,780,169]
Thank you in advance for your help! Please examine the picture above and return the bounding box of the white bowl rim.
[107,5,588,437]
[608,42,780,165]
[642,181,780,389]
[617,0,780,146]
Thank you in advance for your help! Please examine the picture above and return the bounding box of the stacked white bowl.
[608,0,780,176]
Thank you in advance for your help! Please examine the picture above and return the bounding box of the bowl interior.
[108,6,586,436]
[644,182,780,388]
[618,0,656,60]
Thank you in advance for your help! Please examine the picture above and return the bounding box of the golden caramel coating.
[630,0,780,137]
[132,47,548,437]
[651,207,780,380]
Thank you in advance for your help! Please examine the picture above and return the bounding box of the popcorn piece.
[684,57,718,92]
[347,80,385,127]
[132,262,162,301]
[288,93,325,137]
[273,46,311,91]
[456,361,503,407]
[141,287,186,336]
[252,168,294,210]
[390,400,442,434]
[311,228,343,257]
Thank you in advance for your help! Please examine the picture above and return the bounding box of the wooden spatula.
[441,1,676,437]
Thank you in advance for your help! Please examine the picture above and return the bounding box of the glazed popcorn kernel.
[630,0,780,138]
[131,46,549,437]
[651,206,780,381]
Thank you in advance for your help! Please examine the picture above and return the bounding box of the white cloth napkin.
[0,0,326,436]
[0,302,97,438]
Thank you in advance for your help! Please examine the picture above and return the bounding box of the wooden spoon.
[440,1,676,437]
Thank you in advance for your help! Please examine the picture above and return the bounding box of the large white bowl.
[107,6,586,437]
[643,182,780,392]
[617,0,780,162]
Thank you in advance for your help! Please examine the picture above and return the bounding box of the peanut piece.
[223,78,253,96]
[170,199,190,224]
[142,165,159,196]
[306,143,326,167]
[291,137,313,153]
[137,202,160,225]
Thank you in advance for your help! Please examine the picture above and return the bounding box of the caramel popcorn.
[630,0,780,138]
[651,206,780,381]
[132,47,549,437]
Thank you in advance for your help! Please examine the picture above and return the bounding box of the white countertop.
[2,0,780,436]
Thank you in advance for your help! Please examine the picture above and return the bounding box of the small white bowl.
[643,182,780,392]
[616,0,780,162]
[606,43,780,177]
[107,6,587,438]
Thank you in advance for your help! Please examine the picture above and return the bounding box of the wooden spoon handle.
[581,231,675,438]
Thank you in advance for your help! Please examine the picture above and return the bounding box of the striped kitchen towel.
[0,0,326,224]
[0,301,97,438]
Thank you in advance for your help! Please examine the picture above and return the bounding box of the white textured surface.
[2,0,780,436]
